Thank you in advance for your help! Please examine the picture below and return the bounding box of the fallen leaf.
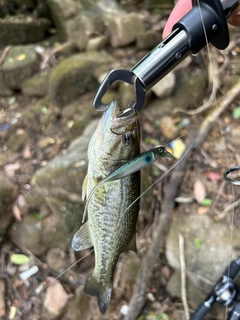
[38,137,55,149]
[160,116,178,140]
[198,206,209,215]
[23,145,31,159]
[201,198,213,206]
[194,179,206,204]
[17,194,26,208]
[4,162,20,176]
[10,254,29,265]
[194,238,202,248]
[9,306,16,320]
[170,139,186,159]
[233,106,240,119]
[13,204,22,222]
[16,54,26,61]
[8,96,16,105]
[205,172,221,181]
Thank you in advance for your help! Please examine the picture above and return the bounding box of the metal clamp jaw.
[93,0,239,112]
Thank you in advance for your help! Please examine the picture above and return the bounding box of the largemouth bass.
[72,101,141,315]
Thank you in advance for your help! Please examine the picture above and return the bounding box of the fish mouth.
[110,106,138,135]
[116,107,136,119]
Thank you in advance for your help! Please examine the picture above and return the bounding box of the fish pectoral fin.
[84,273,112,315]
[82,175,88,201]
[71,222,93,251]
[126,234,137,253]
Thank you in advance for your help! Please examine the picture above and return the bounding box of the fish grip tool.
[93,0,239,112]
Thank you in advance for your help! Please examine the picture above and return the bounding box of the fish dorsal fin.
[82,174,88,201]
[72,222,93,251]
[126,234,137,253]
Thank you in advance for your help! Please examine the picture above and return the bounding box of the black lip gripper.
[93,69,146,112]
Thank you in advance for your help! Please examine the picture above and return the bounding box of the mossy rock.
[1,45,41,90]
[48,52,113,108]
[21,72,50,97]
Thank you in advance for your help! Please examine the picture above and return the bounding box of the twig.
[0,45,11,67]
[215,198,240,221]
[123,78,240,320]
[211,180,227,210]
[179,233,190,320]
[195,77,240,147]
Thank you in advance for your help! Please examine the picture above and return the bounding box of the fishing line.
[15,249,94,320]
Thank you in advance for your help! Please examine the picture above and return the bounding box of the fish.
[72,100,141,315]
[81,145,174,222]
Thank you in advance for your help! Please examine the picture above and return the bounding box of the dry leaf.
[38,137,55,149]
[193,179,206,204]
[13,204,22,222]
[160,116,178,140]
[171,139,186,159]
[23,145,31,159]
[198,206,209,215]
[16,54,26,61]
[205,171,221,181]
[17,194,26,208]
[4,163,20,176]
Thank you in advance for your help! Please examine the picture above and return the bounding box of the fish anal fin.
[84,273,112,315]
[126,234,137,253]
[82,175,88,201]
[71,222,93,251]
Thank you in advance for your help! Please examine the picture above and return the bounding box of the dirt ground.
[1,28,240,320]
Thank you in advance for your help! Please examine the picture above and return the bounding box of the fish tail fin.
[84,273,112,315]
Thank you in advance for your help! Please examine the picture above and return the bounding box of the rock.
[136,30,162,50]
[166,213,240,298]
[0,17,50,45]
[0,175,18,237]
[7,129,31,152]
[61,287,91,320]
[46,0,82,40]
[23,120,98,250]
[0,73,12,96]
[1,45,41,91]
[10,208,74,256]
[147,65,207,116]
[46,0,107,50]
[108,13,145,47]
[43,280,69,318]
[87,35,109,51]
[21,73,50,97]
[69,15,106,51]
[46,248,70,273]
[151,71,176,98]
[48,52,112,108]
[118,81,135,107]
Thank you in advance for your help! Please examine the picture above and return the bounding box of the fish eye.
[123,132,134,145]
